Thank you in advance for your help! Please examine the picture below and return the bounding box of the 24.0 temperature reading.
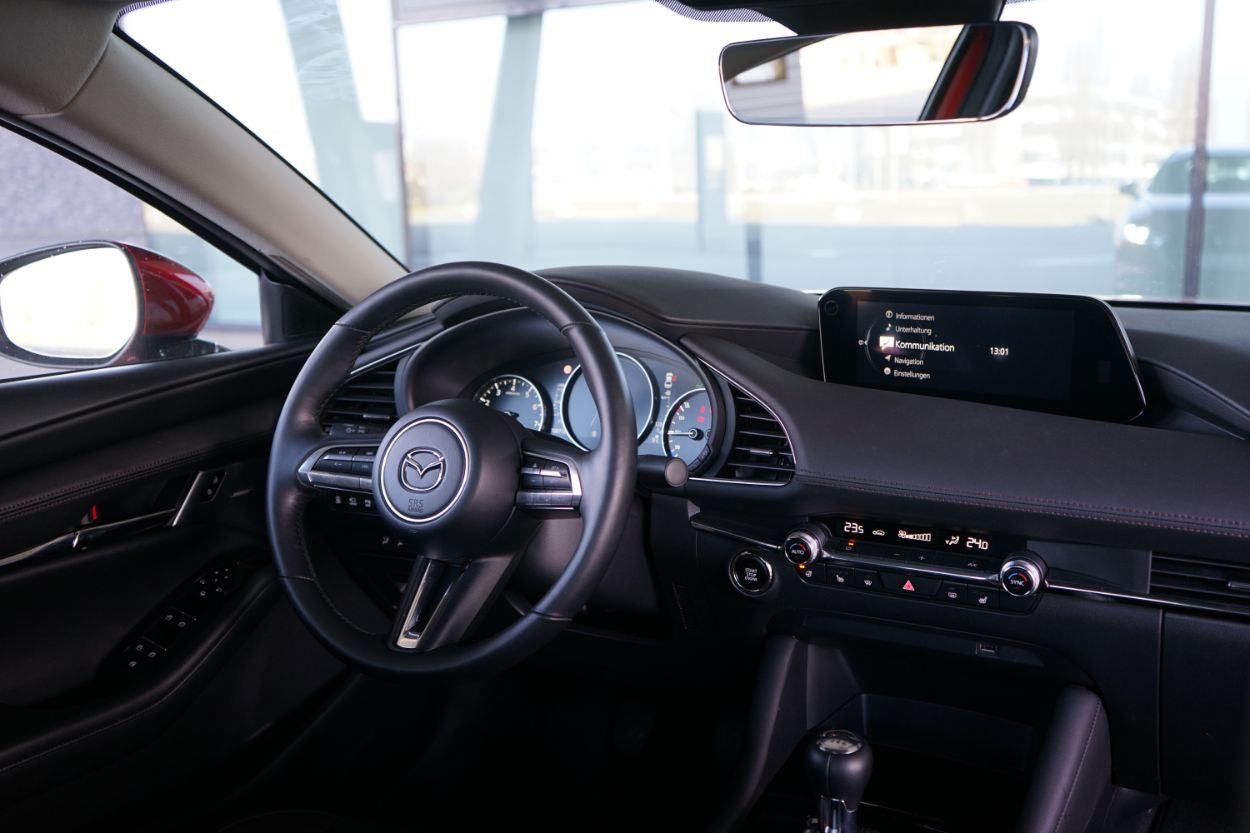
[966,536,991,551]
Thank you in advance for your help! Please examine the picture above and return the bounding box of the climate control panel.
[782,519,1046,612]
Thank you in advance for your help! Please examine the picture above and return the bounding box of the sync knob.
[999,554,1045,597]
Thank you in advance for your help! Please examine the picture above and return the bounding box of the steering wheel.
[266,262,637,677]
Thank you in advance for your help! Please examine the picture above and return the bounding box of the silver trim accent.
[690,517,782,551]
[400,447,446,492]
[559,351,657,451]
[350,344,419,379]
[999,556,1045,597]
[1048,583,1250,618]
[394,560,461,651]
[816,729,864,756]
[784,529,822,565]
[0,507,178,570]
[729,550,775,597]
[378,418,471,524]
[172,469,216,526]
[821,550,1001,586]
[689,362,796,488]
[0,532,76,570]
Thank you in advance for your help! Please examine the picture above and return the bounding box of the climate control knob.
[784,524,829,565]
[999,554,1045,597]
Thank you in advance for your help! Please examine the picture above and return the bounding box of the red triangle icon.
[902,579,916,592]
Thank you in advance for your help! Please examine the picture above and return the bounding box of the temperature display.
[829,515,1018,558]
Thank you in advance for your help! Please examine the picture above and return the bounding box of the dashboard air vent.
[714,383,795,484]
[322,358,401,434]
[1150,553,1250,611]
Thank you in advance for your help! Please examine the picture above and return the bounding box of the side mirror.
[1118,181,1141,199]
[0,242,215,369]
[720,21,1037,126]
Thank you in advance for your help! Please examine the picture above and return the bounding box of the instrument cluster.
[472,351,715,471]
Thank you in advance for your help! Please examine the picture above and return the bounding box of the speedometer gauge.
[475,374,548,432]
[561,353,656,450]
[663,388,712,469]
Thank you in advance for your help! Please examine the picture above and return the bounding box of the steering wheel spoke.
[392,553,515,652]
[296,440,381,495]
[517,434,586,513]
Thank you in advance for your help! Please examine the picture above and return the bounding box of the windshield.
[122,0,1250,304]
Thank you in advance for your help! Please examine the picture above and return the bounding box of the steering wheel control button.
[350,448,376,476]
[999,555,1045,597]
[730,551,774,596]
[881,572,940,597]
[315,452,355,474]
[377,418,469,525]
[517,456,580,511]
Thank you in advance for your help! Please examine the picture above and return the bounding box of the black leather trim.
[1016,686,1111,833]
[0,567,278,804]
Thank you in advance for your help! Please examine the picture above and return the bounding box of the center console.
[685,508,1164,833]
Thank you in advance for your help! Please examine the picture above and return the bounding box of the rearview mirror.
[720,22,1036,127]
[0,242,216,369]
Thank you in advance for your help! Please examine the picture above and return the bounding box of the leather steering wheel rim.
[266,261,637,677]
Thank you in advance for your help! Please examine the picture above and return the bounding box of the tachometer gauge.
[662,388,712,469]
[561,353,656,450]
[474,374,548,432]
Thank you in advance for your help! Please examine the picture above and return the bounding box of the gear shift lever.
[805,729,873,833]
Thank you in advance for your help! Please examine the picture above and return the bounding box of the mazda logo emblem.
[400,448,446,492]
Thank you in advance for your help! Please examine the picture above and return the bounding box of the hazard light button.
[880,572,940,597]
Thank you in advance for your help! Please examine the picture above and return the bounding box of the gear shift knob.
[805,729,873,833]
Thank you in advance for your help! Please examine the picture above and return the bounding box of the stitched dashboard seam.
[795,470,1250,538]
[0,579,275,778]
[0,431,268,525]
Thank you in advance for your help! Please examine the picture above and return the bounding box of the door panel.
[0,343,344,831]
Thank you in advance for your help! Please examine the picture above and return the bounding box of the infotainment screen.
[819,288,1146,421]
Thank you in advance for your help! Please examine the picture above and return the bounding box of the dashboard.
[309,267,1250,814]
[313,267,1250,809]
